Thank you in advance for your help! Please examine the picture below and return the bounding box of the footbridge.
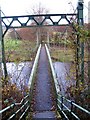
[0,0,90,119]
[0,44,90,120]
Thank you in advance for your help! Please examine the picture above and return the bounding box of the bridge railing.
[45,44,90,120]
[28,44,41,90]
[57,94,90,120]
[45,44,60,94]
[0,94,29,120]
[0,44,41,120]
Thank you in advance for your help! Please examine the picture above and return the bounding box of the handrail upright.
[61,96,63,111]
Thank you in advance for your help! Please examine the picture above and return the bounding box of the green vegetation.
[50,46,88,63]
[5,39,22,51]
[50,47,74,62]
[49,26,90,110]
[4,39,36,62]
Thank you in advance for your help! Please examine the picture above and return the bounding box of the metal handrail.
[0,44,42,120]
[0,94,29,120]
[57,94,90,119]
[28,44,41,89]
[45,44,90,119]
[45,44,60,94]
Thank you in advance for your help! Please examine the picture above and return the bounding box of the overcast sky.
[0,0,90,23]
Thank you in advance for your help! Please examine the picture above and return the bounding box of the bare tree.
[30,2,50,44]
[16,3,50,44]
[31,2,49,15]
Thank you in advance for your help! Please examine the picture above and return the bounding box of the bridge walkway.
[32,46,58,120]
[1,45,90,120]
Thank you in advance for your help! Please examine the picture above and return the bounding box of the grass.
[50,46,74,62]
[50,46,88,63]
[5,39,22,51]
[4,39,36,62]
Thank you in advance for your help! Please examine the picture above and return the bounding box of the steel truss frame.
[2,13,76,37]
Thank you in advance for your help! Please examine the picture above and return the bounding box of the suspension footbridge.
[0,0,90,119]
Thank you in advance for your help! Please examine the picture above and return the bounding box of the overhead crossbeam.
[1,13,76,37]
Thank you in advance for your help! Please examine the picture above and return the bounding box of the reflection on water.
[1,61,75,95]
[53,62,75,96]
[1,62,32,89]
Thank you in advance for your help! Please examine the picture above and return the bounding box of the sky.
[0,0,90,23]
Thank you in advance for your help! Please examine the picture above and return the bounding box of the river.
[1,62,32,89]
[53,62,75,96]
[1,61,75,95]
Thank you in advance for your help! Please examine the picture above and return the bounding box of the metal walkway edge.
[32,46,57,120]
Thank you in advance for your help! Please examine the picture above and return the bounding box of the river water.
[53,62,75,96]
[1,62,32,89]
[1,61,75,95]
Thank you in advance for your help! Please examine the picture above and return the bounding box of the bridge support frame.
[0,8,7,78]
[77,0,84,83]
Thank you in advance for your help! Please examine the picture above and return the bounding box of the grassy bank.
[50,46,74,62]
[4,39,36,62]
[50,45,88,63]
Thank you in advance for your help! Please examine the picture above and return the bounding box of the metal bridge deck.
[32,46,57,120]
